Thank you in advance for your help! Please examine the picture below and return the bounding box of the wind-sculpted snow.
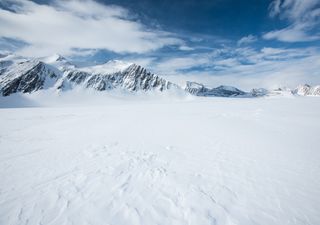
[0,98,319,225]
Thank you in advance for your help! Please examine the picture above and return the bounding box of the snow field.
[0,97,319,225]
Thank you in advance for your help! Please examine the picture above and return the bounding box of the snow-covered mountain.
[57,63,177,92]
[250,85,320,97]
[81,60,132,74]
[0,55,179,96]
[251,87,294,97]
[293,84,320,96]
[1,54,319,98]
[250,88,270,97]
[185,81,247,97]
[0,53,28,76]
[0,60,61,96]
[42,54,75,71]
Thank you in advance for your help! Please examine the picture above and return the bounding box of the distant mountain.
[0,54,319,98]
[185,81,247,97]
[293,84,320,96]
[258,87,294,97]
[80,60,132,74]
[250,88,269,97]
[250,85,320,97]
[0,60,61,96]
[0,54,27,76]
[0,55,179,96]
[57,63,177,92]
[42,54,75,71]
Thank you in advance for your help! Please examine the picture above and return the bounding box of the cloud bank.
[1,0,319,89]
[0,0,183,57]
[143,46,320,90]
[264,0,320,42]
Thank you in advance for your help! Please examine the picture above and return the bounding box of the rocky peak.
[185,81,246,97]
[0,60,60,96]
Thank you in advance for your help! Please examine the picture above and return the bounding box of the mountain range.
[0,53,319,97]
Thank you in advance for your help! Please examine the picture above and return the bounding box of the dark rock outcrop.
[0,61,60,96]
[185,81,246,97]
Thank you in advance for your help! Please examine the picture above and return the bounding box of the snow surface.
[81,60,133,74]
[42,54,75,71]
[0,94,320,225]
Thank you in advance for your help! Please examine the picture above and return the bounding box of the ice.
[0,95,319,225]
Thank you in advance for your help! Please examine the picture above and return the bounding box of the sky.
[0,0,320,89]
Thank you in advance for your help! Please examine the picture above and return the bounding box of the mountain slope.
[250,85,320,97]
[42,54,75,71]
[57,64,178,92]
[120,64,176,91]
[293,84,320,96]
[1,55,319,98]
[185,81,247,97]
[0,60,61,96]
[0,57,179,96]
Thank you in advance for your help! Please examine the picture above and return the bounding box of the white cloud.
[0,0,184,57]
[178,45,194,51]
[146,46,320,90]
[263,26,320,42]
[237,35,257,46]
[264,0,320,42]
[269,0,320,21]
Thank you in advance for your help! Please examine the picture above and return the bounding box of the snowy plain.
[0,93,319,225]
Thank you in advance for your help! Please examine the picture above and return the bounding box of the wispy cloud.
[0,0,184,57]
[144,46,320,90]
[264,0,320,42]
[237,35,257,46]
[1,0,319,89]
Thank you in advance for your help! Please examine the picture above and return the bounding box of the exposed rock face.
[312,86,320,96]
[57,64,177,92]
[120,64,175,91]
[185,81,246,97]
[293,84,311,96]
[293,84,320,96]
[0,61,60,96]
[1,54,319,98]
[57,70,118,91]
[185,82,207,95]
[250,88,269,97]
[0,58,178,96]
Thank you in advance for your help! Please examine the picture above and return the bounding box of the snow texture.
[0,95,319,225]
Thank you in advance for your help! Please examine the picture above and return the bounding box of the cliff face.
[0,58,178,96]
[0,61,60,96]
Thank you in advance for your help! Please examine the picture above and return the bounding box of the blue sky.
[0,0,320,89]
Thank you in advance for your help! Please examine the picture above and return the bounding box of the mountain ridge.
[0,54,319,97]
